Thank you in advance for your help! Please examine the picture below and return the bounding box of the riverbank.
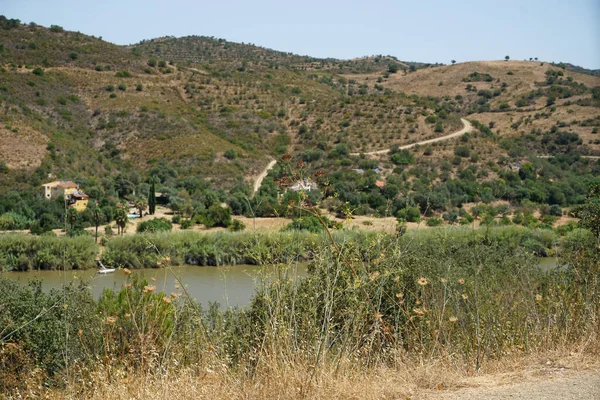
[0,225,579,271]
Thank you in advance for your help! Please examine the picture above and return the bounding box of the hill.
[0,15,599,234]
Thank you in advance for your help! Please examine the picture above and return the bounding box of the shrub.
[224,149,237,160]
[199,205,232,228]
[396,206,421,222]
[32,67,44,76]
[49,24,64,33]
[229,219,246,232]
[118,83,126,91]
[454,146,470,158]
[549,204,563,216]
[115,70,132,78]
[286,215,332,233]
[426,217,443,227]
[136,218,172,233]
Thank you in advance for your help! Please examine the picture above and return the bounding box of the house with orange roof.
[41,180,89,211]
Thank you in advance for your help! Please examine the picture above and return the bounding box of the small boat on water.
[97,260,116,274]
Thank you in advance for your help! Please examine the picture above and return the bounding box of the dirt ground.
[417,360,600,400]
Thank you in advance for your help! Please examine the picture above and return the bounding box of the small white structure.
[290,178,317,192]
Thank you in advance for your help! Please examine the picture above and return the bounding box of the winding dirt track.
[252,118,474,194]
[252,159,277,195]
[350,118,474,156]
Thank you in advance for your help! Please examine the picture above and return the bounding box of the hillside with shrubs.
[0,15,599,234]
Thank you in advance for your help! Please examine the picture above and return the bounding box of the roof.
[42,180,78,188]
[375,180,386,188]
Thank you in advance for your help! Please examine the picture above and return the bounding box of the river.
[1,263,308,308]
[0,258,559,307]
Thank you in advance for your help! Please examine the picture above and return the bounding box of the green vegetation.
[1,225,598,394]
[0,17,598,243]
[0,233,97,271]
[136,217,172,233]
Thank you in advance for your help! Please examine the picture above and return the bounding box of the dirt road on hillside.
[350,118,474,156]
[253,158,277,195]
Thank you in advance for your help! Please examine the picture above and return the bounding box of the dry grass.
[37,349,598,399]
[352,60,600,99]
[0,123,48,169]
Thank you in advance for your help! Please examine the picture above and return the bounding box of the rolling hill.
[0,15,599,231]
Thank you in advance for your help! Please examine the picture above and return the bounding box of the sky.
[2,0,599,69]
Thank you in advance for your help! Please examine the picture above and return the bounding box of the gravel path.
[253,158,277,195]
[417,367,600,400]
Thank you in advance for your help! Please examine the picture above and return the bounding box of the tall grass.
[1,226,597,398]
[0,233,97,271]
[101,226,558,268]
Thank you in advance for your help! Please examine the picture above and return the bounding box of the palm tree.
[114,207,128,235]
[66,207,78,232]
[134,197,148,218]
[91,204,103,243]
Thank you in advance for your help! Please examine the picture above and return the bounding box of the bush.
[454,146,470,158]
[285,215,330,233]
[426,217,444,227]
[136,218,172,233]
[224,149,237,160]
[180,219,193,229]
[229,219,246,232]
[549,204,563,216]
[388,63,399,73]
[32,67,44,76]
[118,83,126,91]
[115,70,132,78]
[396,206,421,222]
[199,205,232,228]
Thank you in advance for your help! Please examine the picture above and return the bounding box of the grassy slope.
[1,21,599,209]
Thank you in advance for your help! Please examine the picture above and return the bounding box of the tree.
[505,55,510,61]
[134,198,148,218]
[114,206,128,235]
[66,207,78,232]
[388,63,399,73]
[451,60,456,65]
[574,183,600,238]
[148,178,156,215]
[90,204,103,243]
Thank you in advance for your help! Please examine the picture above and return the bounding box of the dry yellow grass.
[38,350,598,399]
[352,60,600,99]
[0,123,48,169]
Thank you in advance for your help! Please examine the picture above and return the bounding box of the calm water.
[2,263,307,308]
[1,258,559,307]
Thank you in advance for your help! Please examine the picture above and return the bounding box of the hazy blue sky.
[3,0,599,68]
